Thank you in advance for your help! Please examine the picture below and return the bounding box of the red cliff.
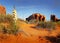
[0,5,6,15]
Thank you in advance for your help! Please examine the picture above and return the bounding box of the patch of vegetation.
[36,22,56,30]
[0,14,19,35]
[0,14,14,23]
[0,14,6,23]
[56,21,60,26]
[27,19,38,24]
[7,23,19,35]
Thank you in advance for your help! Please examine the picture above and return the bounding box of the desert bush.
[8,23,19,35]
[36,22,56,30]
[0,24,5,32]
[0,14,14,24]
[57,21,60,25]
[28,19,38,24]
[0,14,19,35]
[0,23,19,35]
[6,14,14,23]
[0,14,6,23]
[0,24,8,34]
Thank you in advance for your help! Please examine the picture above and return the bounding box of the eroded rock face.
[0,5,6,15]
[26,13,45,22]
[50,15,60,22]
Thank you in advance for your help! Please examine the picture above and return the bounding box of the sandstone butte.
[0,5,6,15]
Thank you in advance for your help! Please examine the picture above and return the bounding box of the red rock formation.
[42,15,45,21]
[50,15,60,22]
[26,13,46,22]
[0,5,6,15]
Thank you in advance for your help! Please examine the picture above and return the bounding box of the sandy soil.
[0,22,60,43]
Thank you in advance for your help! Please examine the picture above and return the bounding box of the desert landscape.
[0,0,60,43]
[0,5,60,43]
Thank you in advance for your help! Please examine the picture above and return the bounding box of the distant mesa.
[0,5,6,15]
[50,14,60,22]
[26,13,46,22]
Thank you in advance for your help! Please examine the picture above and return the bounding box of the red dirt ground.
[0,22,60,43]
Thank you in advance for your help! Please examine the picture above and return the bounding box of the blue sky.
[0,0,60,20]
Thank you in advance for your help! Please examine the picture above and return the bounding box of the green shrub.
[36,22,56,30]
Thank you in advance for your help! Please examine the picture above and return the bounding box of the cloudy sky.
[0,0,60,20]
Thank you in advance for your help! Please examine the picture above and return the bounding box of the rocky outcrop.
[26,13,45,22]
[0,5,6,15]
[50,15,60,22]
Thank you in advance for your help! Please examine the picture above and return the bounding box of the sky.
[0,0,60,20]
